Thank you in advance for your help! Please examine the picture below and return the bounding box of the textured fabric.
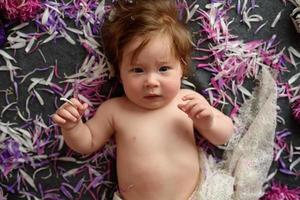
[196,67,277,200]
[113,185,201,200]
[195,150,235,200]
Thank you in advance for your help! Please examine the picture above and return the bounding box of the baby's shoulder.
[93,97,128,119]
[99,96,134,114]
[100,96,128,109]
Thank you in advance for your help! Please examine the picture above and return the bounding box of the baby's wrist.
[196,113,215,130]
[61,120,82,132]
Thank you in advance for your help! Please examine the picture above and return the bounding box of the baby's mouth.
[144,94,162,99]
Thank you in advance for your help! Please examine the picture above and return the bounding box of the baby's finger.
[179,99,199,113]
[69,98,84,109]
[60,97,75,107]
[69,99,89,115]
[77,102,88,115]
[57,108,78,122]
[196,108,213,120]
[52,113,66,124]
[182,93,197,101]
[189,104,205,118]
[65,106,81,119]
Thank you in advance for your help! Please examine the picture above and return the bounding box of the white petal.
[42,7,50,25]
[20,169,37,191]
[0,50,17,62]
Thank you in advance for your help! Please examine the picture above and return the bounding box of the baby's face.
[119,33,183,110]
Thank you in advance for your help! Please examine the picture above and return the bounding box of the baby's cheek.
[123,81,139,93]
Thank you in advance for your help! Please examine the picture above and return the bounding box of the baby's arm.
[178,91,234,145]
[52,98,114,154]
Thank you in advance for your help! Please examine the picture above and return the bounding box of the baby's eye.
[159,66,171,72]
[130,67,144,73]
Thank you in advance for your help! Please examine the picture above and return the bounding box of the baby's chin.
[132,98,172,110]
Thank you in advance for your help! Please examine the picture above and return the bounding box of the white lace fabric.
[196,67,277,200]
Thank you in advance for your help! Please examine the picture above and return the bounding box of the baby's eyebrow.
[130,61,143,66]
[156,60,170,65]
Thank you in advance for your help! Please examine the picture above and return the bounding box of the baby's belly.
[116,147,200,200]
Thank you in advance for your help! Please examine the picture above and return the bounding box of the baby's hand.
[178,93,214,129]
[52,98,88,130]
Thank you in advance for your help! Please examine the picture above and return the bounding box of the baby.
[52,0,234,199]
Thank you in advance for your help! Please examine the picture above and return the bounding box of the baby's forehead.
[123,33,177,63]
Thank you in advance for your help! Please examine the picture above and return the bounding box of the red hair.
[101,0,192,77]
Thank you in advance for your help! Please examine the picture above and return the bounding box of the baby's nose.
[144,74,159,88]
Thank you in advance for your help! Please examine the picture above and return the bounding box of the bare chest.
[113,107,196,156]
[113,104,200,199]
